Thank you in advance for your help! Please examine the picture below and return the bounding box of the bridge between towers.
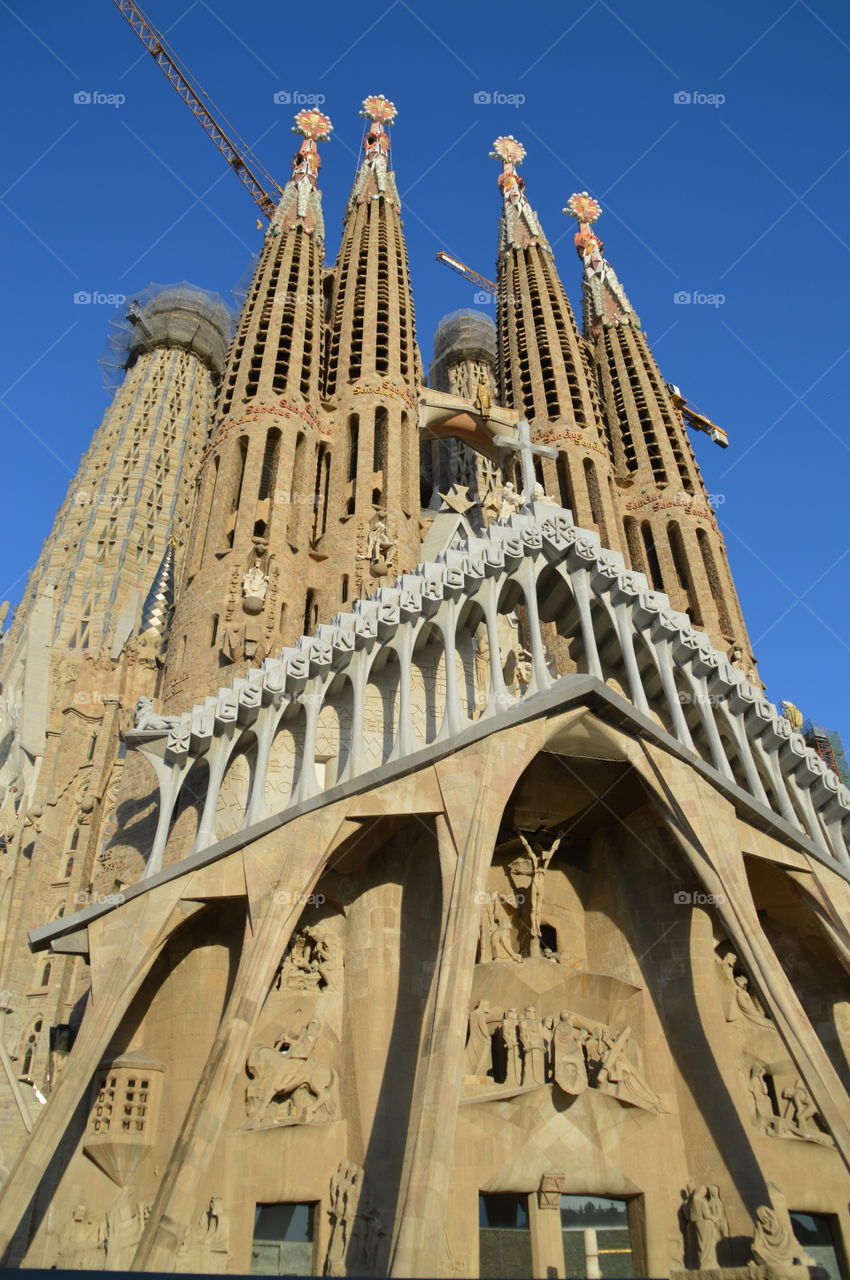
[72,498,850,900]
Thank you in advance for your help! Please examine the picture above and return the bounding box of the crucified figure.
[515,829,564,957]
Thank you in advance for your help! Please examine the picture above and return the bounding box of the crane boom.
[435,251,499,297]
[112,0,282,218]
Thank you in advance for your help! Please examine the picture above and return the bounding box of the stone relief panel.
[324,1160,387,1277]
[214,750,252,841]
[264,716,306,813]
[241,906,345,1132]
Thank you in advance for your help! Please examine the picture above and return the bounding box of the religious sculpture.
[241,564,268,609]
[474,369,492,417]
[133,697,180,733]
[104,1190,150,1271]
[780,701,804,731]
[780,1079,833,1145]
[325,1160,386,1277]
[465,1000,495,1077]
[497,481,524,522]
[717,951,774,1028]
[518,1005,546,1086]
[245,1017,336,1123]
[552,1012,588,1095]
[358,519,398,576]
[511,828,565,957]
[57,1203,107,1270]
[500,1008,522,1087]
[684,1185,728,1270]
[746,1064,778,1130]
[277,927,342,992]
[594,1025,662,1112]
[482,896,523,964]
[530,481,555,504]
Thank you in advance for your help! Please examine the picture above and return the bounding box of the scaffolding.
[100,282,234,392]
[429,309,497,392]
[803,719,850,785]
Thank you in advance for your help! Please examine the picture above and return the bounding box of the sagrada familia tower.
[0,98,848,1278]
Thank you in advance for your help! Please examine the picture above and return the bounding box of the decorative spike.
[139,536,176,639]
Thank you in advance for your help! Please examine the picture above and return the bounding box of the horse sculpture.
[245,1043,337,1123]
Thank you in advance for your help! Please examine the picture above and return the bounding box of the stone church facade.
[0,100,848,1277]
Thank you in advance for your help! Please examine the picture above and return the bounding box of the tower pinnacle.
[490,135,545,249]
[272,107,333,238]
[564,192,637,335]
[352,95,399,205]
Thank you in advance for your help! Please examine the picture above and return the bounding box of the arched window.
[20,1018,43,1078]
[641,521,664,591]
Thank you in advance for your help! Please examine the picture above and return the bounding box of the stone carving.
[780,1078,833,1146]
[497,481,524,522]
[180,1196,231,1274]
[500,1008,522,1086]
[780,700,803,731]
[518,1005,546,1085]
[553,1011,588,1095]
[277,926,342,992]
[325,1160,386,1277]
[57,1203,107,1270]
[474,369,492,417]
[133,697,180,733]
[465,1000,495,1076]
[684,1185,728,1270]
[245,1017,337,1123]
[105,1190,150,1270]
[530,481,555,504]
[358,518,398,577]
[746,1064,777,1128]
[717,951,773,1028]
[511,829,564,957]
[594,1024,662,1111]
[241,564,268,613]
[480,896,523,964]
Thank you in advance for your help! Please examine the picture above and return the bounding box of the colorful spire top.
[292,108,333,141]
[565,191,605,269]
[564,192,601,225]
[361,95,397,125]
[490,136,526,165]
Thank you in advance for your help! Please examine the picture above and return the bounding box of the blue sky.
[1,0,848,740]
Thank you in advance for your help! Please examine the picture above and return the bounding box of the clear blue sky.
[1,0,848,740]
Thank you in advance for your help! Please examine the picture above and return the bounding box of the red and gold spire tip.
[292,108,333,141]
[564,192,601,225]
[361,95,397,124]
[490,135,526,165]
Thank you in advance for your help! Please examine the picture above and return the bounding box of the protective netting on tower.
[99,282,234,391]
[429,309,496,392]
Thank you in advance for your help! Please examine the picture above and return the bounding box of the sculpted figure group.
[465,1002,661,1111]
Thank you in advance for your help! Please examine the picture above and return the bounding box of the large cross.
[492,418,558,504]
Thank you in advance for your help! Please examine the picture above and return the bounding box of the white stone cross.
[492,418,558,504]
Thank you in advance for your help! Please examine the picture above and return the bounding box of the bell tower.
[491,136,622,550]
[567,193,756,669]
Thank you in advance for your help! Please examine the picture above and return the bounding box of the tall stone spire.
[566,193,755,666]
[322,95,422,597]
[491,138,622,550]
[163,110,336,708]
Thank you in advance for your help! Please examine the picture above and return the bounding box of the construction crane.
[666,384,729,448]
[435,251,499,298]
[112,0,283,218]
